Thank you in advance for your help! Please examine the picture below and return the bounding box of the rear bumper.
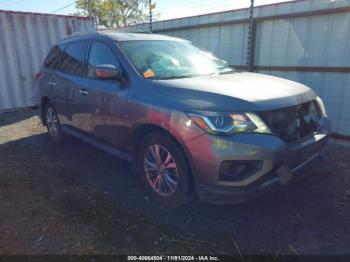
[196,150,328,205]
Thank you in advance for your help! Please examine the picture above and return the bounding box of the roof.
[61,30,188,43]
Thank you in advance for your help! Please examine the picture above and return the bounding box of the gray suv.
[37,31,331,207]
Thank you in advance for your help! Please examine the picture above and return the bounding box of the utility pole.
[111,0,118,28]
[149,0,152,31]
[88,0,94,27]
[247,0,255,72]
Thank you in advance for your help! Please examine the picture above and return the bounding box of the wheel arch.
[132,123,195,190]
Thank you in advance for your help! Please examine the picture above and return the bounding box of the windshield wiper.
[216,66,236,74]
[159,70,233,80]
[159,74,200,80]
[218,70,235,75]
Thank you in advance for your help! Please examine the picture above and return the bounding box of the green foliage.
[75,0,149,28]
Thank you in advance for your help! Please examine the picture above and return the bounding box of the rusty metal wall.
[127,0,350,136]
[0,10,91,111]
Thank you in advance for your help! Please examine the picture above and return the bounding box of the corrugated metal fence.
[0,10,91,111]
[128,0,350,137]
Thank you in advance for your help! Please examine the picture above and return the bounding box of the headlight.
[187,112,271,135]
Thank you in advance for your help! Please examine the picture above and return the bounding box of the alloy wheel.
[46,107,59,137]
[143,144,179,196]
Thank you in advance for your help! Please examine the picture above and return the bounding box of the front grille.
[258,100,322,143]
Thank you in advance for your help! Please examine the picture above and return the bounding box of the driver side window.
[87,41,120,79]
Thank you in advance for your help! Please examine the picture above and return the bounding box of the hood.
[154,72,317,111]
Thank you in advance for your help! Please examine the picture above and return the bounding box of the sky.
[0,0,296,20]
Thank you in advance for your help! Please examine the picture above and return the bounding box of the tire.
[44,102,64,143]
[137,131,192,208]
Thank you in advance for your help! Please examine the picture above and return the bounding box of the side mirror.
[95,64,122,80]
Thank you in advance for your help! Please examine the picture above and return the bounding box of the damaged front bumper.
[188,118,331,205]
[196,147,328,205]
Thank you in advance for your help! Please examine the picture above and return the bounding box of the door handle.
[48,81,56,87]
[79,89,89,96]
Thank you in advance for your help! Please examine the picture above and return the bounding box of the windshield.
[119,40,234,79]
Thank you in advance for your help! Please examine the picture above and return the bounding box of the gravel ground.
[0,109,350,256]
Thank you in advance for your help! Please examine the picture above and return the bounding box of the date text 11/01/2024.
[127,256,220,261]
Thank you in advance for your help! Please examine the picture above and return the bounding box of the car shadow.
[0,132,346,255]
[0,109,38,127]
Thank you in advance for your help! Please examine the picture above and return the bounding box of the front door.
[77,40,129,149]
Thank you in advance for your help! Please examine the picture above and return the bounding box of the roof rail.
[71,28,98,36]
[62,29,99,40]
[97,28,153,34]
[118,29,153,34]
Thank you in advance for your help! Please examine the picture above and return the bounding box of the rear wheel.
[137,131,192,207]
[44,102,64,143]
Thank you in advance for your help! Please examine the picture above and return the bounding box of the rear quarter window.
[58,42,88,76]
[44,45,65,70]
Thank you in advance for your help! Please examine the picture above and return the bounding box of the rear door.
[53,41,89,128]
[40,44,66,110]
[77,40,129,148]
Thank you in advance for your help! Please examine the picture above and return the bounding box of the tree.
[74,0,149,28]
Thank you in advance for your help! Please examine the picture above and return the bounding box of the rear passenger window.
[59,42,88,76]
[44,45,65,70]
[87,41,120,79]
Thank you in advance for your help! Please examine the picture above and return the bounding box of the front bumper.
[184,118,331,204]
[196,150,328,204]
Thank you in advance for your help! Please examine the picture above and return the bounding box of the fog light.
[219,160,263,182]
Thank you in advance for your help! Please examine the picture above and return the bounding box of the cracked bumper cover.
[188,118,331,205]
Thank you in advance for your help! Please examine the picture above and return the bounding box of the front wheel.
[44,102,64,143]
[137,131,192,207]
